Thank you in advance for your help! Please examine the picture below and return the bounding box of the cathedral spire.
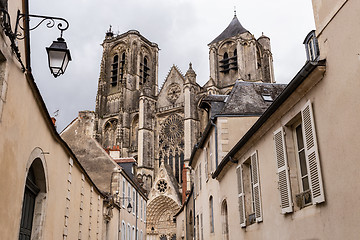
[209,13,248,45]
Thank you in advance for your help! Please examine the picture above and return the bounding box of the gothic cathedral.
[94,14,274,239]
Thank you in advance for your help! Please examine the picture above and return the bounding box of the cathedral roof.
[209,15,249,45]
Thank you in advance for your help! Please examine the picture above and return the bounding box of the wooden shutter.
[273,127,293,213]
[236,165,246,227]
[204,148,208,180]
[301,101,325,204]
[251,151,263,222]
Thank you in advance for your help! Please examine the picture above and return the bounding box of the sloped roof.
[209,15,249,45]
[61,118,119,194]
[220,81,287,115]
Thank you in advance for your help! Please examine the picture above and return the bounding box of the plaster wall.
[215,1,360,239]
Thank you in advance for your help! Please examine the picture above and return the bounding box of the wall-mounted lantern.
[0,9,71,77]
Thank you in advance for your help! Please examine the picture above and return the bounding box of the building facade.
[94,13,276,239]
[181,0,360,239]
[0,1,107,239]
[61,111,148,240]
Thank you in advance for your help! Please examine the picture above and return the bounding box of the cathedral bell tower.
[207,13,275,94]
[94,28,159,187]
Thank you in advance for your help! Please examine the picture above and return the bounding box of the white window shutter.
[204,148,208,180]
[301,101,325,204]
[236,165,246,227]
[251,151,263,222]
[273,127,293,214]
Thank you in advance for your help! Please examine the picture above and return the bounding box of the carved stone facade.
[94,14,275,238]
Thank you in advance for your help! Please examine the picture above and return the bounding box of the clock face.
[167,84,181,103]
[160,114,184,145]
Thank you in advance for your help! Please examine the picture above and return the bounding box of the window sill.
[291,204,320,220]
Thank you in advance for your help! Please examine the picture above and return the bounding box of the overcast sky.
[29,0,315,132]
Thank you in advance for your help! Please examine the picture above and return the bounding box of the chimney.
[182,164,187,204]
[51,117,56,127]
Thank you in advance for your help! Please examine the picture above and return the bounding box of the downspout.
[23,0,31,72]
[135,192,138,240]
[210,118,219,168]
[229,156,237,164]
[193,183,196,240]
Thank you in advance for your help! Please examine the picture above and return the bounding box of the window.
[111,55,118,86]
[132,188,135,215]
[236,151,262,227]
[127,224,131,240]
[303,30,319,61]
[132,226,135,240]
[199,163,202,190]
[122,179,126,207]
[221,200,229,240]
[119,52,126,82]
[273,100,325,214]
[140,198,143,221]
[261,94,273,102]
[200,213,204,240]
[140,230,143,240]
[204,147,208,180]
[219,52,230,74]
[122,221,126,240]
[140,57,149,84]
[196,215,200,240]
[144,203,146,222]
[209,196,214,233]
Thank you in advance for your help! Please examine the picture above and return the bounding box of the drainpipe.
[193,183,196,240]
[229,156,238,164]
[135,192,138,240]
[210,118,219,168]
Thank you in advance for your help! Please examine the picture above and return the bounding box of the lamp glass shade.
[127,202,132,213]
[46,38,71,78]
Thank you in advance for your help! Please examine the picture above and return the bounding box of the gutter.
[212,60,326,178]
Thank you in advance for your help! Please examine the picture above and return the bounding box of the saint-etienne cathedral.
[93,13,275,237]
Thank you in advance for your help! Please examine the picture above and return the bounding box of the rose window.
[160,114,184,145]
[157,179,168,193]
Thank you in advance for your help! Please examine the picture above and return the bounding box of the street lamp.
[126,202,132,213]
[46,37,71,78]
[0,9,71,77]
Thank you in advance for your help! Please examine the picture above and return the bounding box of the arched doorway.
[19,149,48,240]
[19,165,39,239]
[147,195,180,240]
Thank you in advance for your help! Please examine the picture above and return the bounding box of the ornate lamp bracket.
[0,9,69,72]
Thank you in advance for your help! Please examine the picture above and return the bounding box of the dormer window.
[304,30,319,61]
[261,94,273,102]
[111,55,118,86]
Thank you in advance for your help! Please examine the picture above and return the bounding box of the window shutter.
[273,127,293,214]
[251,151,263,222]
[236,165,246,227]
[204,148,208,180]
[301,101,325,204]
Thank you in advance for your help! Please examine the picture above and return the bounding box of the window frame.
[274,100,325,214]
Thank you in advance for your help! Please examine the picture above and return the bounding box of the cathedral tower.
[94,29,159,189]
[207,13,275,94]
